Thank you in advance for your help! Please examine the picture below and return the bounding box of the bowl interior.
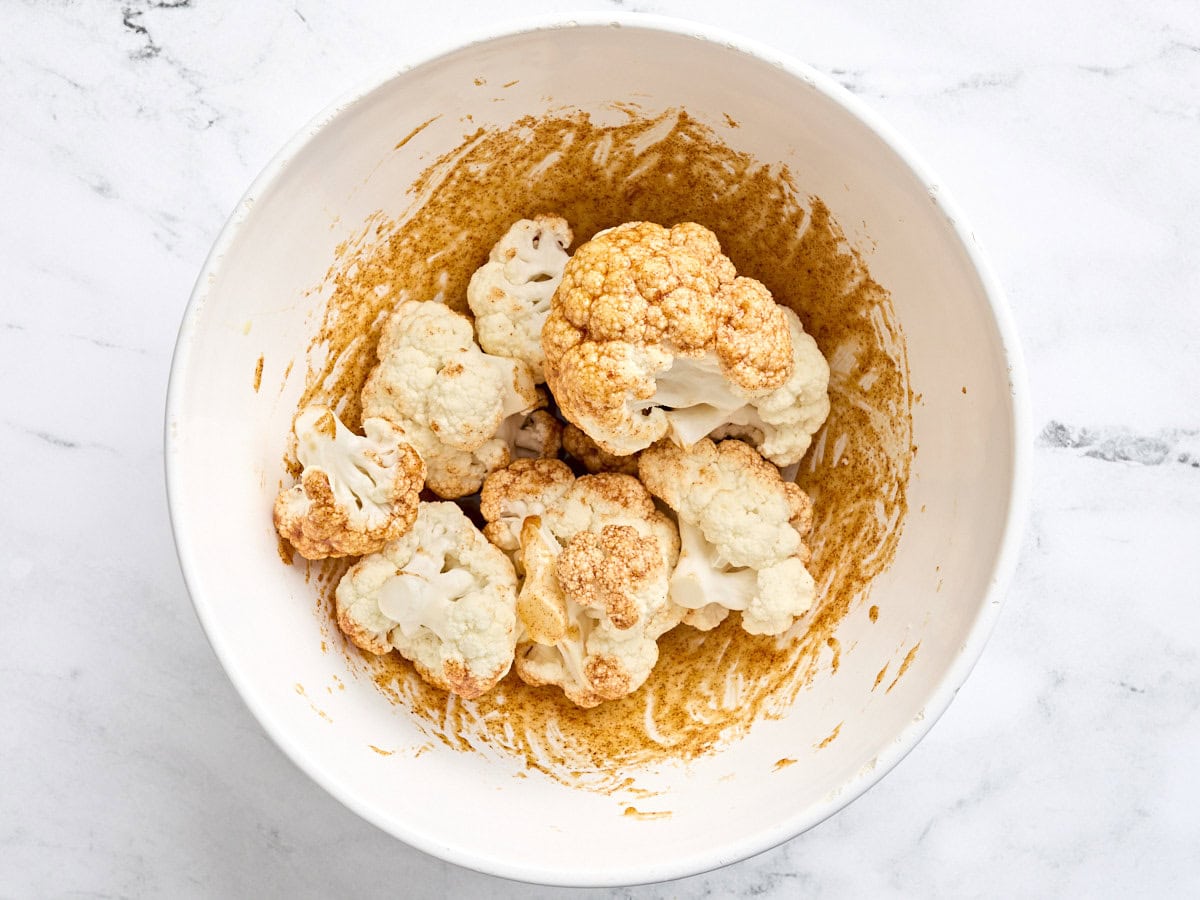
[167,20,1022,885]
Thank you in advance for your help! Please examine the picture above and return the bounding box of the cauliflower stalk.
[542,221,797,457]
[467,216,573,383]
[273,406,425,559]
[335,502,519,699]
[361,299,539,498]
[638,438,817,636]
[480,458,682,707]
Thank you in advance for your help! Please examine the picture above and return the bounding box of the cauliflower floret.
[363,299,536,451]
[541,221,796,457]
[514,593,663,709]
[562,423,640,476]
[273,406,425,559]
[480,458,683,707]
[395,417,510,501]
[495,388,563,461]
[335,502,518,699]
[707,307,831,466]
[670,517,815,634]
[507,409,563,459]
[467,216,573,382]
[638,438,817,636]
[362,299,539,498]
[479,456,575,555]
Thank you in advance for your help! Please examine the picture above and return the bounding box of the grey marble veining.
[2,0,1197,896]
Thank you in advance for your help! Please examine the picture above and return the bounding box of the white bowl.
[166,14,1028,887]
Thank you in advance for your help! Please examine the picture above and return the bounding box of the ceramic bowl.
[166,14,1028,886]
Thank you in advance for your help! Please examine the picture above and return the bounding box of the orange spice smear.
[293,108,913,792]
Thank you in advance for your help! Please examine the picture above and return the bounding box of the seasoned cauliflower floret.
[361,299,539,498]
[707,307,831,466]
[515,590,665,709]
[467,216,573,382]
[480,458,683,707]
[394,417,509,501]
[273,406,425,559]
[335,502,518,699]
[638,438,817,636]
[506,409,563,459]
[479,456,575,556]
[496,388,563,461]
[541,221,796,457]
[562,423,640,476]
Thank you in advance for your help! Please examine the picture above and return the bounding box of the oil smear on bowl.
[290,108,913,793]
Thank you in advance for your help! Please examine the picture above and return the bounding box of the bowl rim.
[164,10,1031,888]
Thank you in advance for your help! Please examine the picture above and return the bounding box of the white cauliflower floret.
[396,417,510,501]
[335,502,518,699]
[707,307,832,466]
[480,458,683,707]
[638,438,817,636]
[401,400,560,500]
[495,388,563,461]
[505,409,563,459]
[671,517,815,635]
[467,216,573,382]
[541,221,796,456]
[361,299,539,498]
[273,406,425,559]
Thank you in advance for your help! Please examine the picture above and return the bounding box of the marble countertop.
[3,0,1197,896]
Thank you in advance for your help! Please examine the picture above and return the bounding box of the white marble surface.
[2,0,1198,895]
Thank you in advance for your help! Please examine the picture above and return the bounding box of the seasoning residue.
[394,115,441,151]
[885,643,921,694]
[294,683,332,723]
[368,744,394,756]
[253,355,264,392]
[827,636,842,673]
[869,605,879,623]
[816,722,843,749]
[294,108,913,792]
[623,806,671,820]
[872,663,889,691]
[774,757,797,771]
